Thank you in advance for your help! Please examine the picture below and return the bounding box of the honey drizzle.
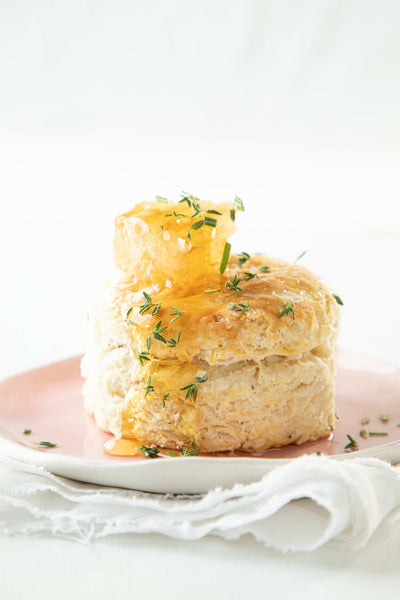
[104,435,143,457]
[105,201,327,457]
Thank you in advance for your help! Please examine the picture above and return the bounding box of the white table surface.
[2,520,400,600]
[2,1,400,596]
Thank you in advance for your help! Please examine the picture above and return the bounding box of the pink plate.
[0,351,399,493]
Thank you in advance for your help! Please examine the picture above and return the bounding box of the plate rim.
[0,349,399,468]
[1,350,400,492]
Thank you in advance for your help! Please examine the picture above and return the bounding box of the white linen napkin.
[1,453,400,552]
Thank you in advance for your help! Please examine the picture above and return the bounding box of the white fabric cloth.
[1,454,400,552]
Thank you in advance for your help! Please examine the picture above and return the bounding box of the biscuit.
[81,250,340,452]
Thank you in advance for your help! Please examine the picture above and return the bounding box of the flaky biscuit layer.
[81,254,340,452]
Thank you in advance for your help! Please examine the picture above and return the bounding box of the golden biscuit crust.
[91,254,340,364]
[81,253,340,452]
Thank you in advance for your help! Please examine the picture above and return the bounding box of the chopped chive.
[369,432,389,436]
[151,320,168,344]
[381,413,389,422]
[34,441,58,448]
[204,216,217,228]
[144,376,154,397]
[333,294,344,306]
[179,192,201,212]
[220,242,231,274]
[180,376,208,402]
[243,272,258,281]
[233,196,244,212]
[179,196,192,207]
[182,440,201,456]
[190,198,202,218]
[225,274,243,296]
[169,306,184,323]
[259,266,271,273]
[138,445,160,459]
[204,289,221,294]
[162,393,169,408]
[361,417,370,425]
[206,209,222,215]
[125,307,135,327]
[279,301,295,320]
[163,211,187,218]
[191,219,204,231]
[139,292,160,316]
[23,429,32,435]
[230,196,244,222]
[238,252,250,267]
[167,331,181,347]
[344,434,358,451]
[233,300,250,312]
[168,441,201,457]
[360,429,368,439]
[151,303,161,316]
[137,350,150,366]
[295,250,307,262]
[156,196,168,203]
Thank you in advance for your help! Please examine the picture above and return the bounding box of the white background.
[1,1,400,598]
